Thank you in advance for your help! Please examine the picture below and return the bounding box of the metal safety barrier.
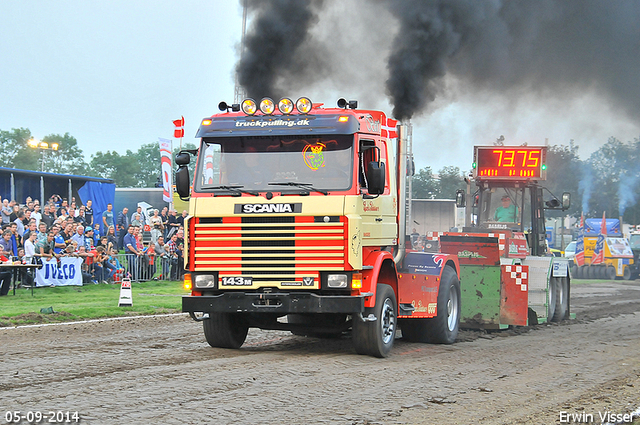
[88,253,184,283]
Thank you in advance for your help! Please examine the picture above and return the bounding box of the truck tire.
[203,313,249,349]
[606,266,616,280]
[547,277,557,322]
[352,283,397,358]
[570,265,579,279]
[600,267,609,279]
[551,277,568,322]
[401,266,460,344]
[426,265,461,343]
[574,266,583,279]
[288,314,346,338]
[623,265,632,280]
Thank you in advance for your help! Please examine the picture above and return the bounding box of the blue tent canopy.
[0,167,115,233]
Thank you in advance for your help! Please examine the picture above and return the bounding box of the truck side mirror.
[455,189,466,207]
[562,192,571,210]
[367,161,386,195]
[175,152,191,166]
[175,167,191,200]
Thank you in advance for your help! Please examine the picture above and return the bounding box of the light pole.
[27,138,59,172]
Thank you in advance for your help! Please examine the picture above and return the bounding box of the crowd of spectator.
[0,195,187,294]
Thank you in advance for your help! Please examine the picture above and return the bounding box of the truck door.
[358,138,395,245]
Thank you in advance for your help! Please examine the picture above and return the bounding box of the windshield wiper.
[204,185,259,197]
[268,181,328,195]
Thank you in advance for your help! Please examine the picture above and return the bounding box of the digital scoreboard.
[473,146,547,180]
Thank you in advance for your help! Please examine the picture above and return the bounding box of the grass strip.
[0,280,188,327]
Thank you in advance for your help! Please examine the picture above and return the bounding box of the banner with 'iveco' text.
[35,257,83,287]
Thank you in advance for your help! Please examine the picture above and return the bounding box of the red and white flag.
[173,116,185,139]
[363,111,398,139]
[381,117,398,139]
[158,138,173,203]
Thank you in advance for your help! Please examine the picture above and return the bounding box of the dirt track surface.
[1,280,639,425]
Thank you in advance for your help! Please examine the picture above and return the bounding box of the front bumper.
[183,292,364,314]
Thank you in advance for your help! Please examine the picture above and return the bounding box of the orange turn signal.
[183,273,193,291]
[351,273,363,289]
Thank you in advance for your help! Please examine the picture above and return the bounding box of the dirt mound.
[0,311,75,327]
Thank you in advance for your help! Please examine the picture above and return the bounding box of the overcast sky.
[1,1,639,174]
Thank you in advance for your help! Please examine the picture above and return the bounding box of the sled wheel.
[203,313,249,349]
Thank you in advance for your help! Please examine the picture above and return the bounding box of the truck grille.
[192,216,348,285]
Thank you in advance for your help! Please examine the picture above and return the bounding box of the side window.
[358,139,379,191]
[200,144,221,186]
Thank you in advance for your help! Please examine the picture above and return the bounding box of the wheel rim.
[447,284,459,332]
[380,298,396,345]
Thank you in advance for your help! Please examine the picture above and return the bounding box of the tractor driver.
[494,195,518,222]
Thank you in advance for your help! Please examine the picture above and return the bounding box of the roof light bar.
[296,97,312,114]
[241,98,257,115]
[278,98,294,114]
[259,97,275,115]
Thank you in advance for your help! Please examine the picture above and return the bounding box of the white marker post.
[118,278,133,307]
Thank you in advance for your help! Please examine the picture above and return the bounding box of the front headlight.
[327,274,348,288]
[194,274,216,289]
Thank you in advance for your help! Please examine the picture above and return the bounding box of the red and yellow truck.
[174,98,570,356]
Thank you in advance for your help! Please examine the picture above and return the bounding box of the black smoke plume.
[386,0,640,121]
[237,0,324,101]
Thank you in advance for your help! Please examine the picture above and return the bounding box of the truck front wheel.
[203,313,249,349]
[352,283,397,358]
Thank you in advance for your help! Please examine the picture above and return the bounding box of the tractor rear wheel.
[551,277,568,322]
[547,277,557,321]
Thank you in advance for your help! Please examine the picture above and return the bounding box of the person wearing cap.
[494,195,519,222]
[84,226,95,251]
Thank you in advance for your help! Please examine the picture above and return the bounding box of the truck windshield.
[194,135,353,193]
[476,187,527,231]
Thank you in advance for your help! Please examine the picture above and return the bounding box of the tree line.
[411,137,640,224]
[0,128,195,188]
[2,127,639,223]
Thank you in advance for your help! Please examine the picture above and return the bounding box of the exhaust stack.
[394,122,412,265]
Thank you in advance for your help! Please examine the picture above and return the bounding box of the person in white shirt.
[31,204,42,226]
[24,231,37,259]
